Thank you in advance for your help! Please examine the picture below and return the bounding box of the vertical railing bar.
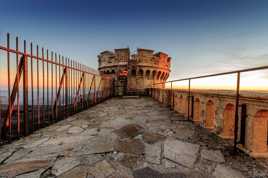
[58,54,61,116]
[23,40,28,136]
[65,58,68,117]
[234,72,241,152]
[46,49,49,120]
[30,43,34,131]
[42,48,45,124]
[55,53,58,119]
[6,33,11,139]
[171,81,173,110]
[70,60,73,113]
[51,51,54,121]
[187,79,191,120]
[36,45,40,127]
[16,36,20,136]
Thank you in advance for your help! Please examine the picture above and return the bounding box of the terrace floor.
[0,97,267,178]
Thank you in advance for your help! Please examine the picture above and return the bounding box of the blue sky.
[1,0,268,80]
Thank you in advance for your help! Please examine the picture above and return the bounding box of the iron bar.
[234,72,240,152]
[36,45,40,127]
[23,40,28,136]
[187,79,191,120]
[30,43,34,131]
[16,37,20,135]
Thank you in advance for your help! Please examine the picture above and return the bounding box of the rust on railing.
[0,33,112,142]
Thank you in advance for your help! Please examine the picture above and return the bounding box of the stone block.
[163,138,200,168]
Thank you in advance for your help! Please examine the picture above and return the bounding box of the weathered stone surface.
[56,124,72,132]
[0,160,49,178]
[109,161,134,178]
[145,142,162,164]
[16,168,46,178]
[88,160,115,178]
[200,149,225,163]
[67,126,84,134]
[75,136,115,155]
[143,132,165,144]
[212,165,245,178]
[57,165,89,178]
[101,117,134,129]
[115,139,144,155]
[52,157,80,176]
[115,124,144,138]
[22,137,50,149]
[163,159,177,168]
[163,138,200,168]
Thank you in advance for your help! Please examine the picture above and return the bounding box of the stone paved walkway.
[0,97,267,178]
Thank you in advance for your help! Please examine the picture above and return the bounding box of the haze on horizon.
[1,0,268,90]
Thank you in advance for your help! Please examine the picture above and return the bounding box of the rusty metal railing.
[151,65,268,151]
[0,33,112,142]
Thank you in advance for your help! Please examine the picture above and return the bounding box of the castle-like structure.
[98,48,171,95]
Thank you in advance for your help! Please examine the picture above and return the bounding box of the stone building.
[98,48,171,95]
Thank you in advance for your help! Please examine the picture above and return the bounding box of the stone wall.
[150,88,268,158]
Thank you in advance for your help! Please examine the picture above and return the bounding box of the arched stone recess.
[131,69,136,76]
[193,98,201,124]
[157,71,162,80]
[205,100,215,130]
[179,94,186,114]
[250,110,268,157]
[160,72,165,80]
[173,92,180,113]
[152,70,156,80]
[138,69,144,76]
[145,70,150,80]
[220,103,235,139]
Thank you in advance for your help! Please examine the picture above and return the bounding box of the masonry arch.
[145,70,150,79]
[251,110,268,154]
[179,95,185,113]
[193,98,201,123]
[131,69,136,76]
[165,73,169,80]
[152,70,156,80]
[205,100,215,129]
[111,69,115,74]
[221,103,235,139]
[157,71,162,80]
[160,72,165,80]
[138,69,144,76]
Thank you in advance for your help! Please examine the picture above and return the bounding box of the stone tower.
[98,48,171,96]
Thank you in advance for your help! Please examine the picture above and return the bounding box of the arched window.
[131,69,136,76]
[205,100,215,129]
[251,110,268,154]
[221,103,235,139]
[157,71,162,80]
[138,69,144,76]
[146,70,150,79]
[193,98,201,123]
[152,70,156,80]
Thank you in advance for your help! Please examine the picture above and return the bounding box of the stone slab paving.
[0,97,267,177]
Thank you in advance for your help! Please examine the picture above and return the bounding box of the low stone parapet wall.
[150,88,268,158]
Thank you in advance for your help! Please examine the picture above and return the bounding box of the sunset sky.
[1,0,268,90]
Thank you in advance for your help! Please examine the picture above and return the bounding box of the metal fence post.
[234,72,241,152]
[188,79,191,120]
[23,41,29,136]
